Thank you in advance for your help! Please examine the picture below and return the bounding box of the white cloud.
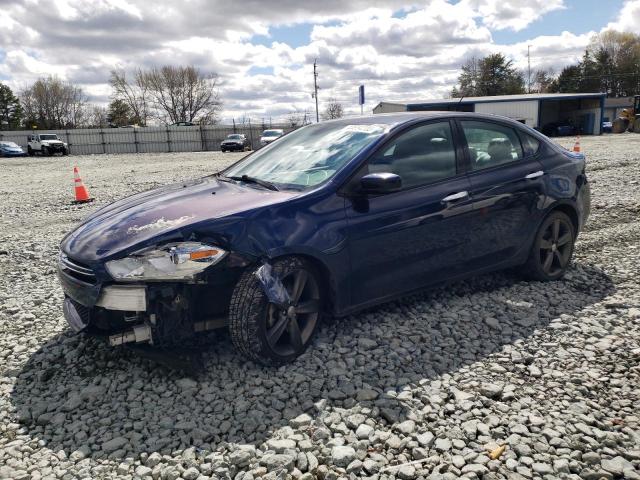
[460,0,566,31]
[607,0,640,33]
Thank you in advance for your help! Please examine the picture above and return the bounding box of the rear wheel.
[523,211,575,281]
[229,257,323,365]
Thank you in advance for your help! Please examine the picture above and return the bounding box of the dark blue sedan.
[58,113,590,365]
[0,141,26,157]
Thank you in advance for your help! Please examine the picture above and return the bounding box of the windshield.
[0,142,19,147]
[40,134,59,140]
[262,130,282,137]
[224,122,389,189]
[227,134,243,139]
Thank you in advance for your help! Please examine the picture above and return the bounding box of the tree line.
[452,30,640,99]
[0,65,221,130]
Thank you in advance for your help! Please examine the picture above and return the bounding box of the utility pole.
[527,45,532,93]
[313,59,319,123]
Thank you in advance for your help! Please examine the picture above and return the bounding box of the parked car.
[58,113,590,365]
[260,129,284,146]
[171,122,197,127]
[27,133,69,156]
[221,134,251,152]
[541,122,576,137]
[0,141,26,157]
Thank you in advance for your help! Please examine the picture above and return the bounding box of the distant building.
[373,93,605,135]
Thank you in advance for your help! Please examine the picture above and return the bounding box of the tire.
[42,147,49,156]
[62,148,69,156]
[221,149,226,153]
[522,211,575,281]
[27,146,34,156]
[229,257,323,366]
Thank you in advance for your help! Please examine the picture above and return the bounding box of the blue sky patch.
[252,23,314,48]
[248,65,274,76]
[492,0,625,44]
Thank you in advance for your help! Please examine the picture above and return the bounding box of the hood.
[61,176,296,263]
[222,139,243,144]
[42,140,64,145]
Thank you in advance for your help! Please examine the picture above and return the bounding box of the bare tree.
[109,68,150,126]
[323,98,344,120]
[21,76,89,129]
[86,105,109,128]
[287,110,302,128]
[137,66,221,124]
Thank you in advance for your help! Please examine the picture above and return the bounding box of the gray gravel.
[1,136,639,480]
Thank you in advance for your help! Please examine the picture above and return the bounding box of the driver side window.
[368,121,457,190]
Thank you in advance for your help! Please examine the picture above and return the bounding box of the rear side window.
[460,120,523,171]
[520,133,540,157]
[368,121,457,189]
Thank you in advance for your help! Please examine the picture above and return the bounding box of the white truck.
[27,133,69,156]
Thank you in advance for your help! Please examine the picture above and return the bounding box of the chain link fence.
[0,123,295,155]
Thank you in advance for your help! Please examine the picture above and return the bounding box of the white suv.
[259,129,284,146]
[28,133,69,156]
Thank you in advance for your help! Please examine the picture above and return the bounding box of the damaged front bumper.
[58,254,246,348]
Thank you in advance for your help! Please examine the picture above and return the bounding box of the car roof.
[323,111,532,129]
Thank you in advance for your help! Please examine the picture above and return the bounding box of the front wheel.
[27,146,34,156]
[229,257,323,366]
[41,147,49,156]
[62,148,69,156]
[523,211,575,281]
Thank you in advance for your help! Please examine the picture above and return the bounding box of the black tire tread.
[522,210,574,282]
[229,256,319,366]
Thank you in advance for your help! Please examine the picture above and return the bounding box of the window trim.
[454,117,530,174]
[338,118,466,195]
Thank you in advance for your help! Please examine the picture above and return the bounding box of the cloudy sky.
[1,0,638,122]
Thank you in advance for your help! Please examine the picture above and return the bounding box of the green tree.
[551,65,582,93]
[579,51,602,93]
[0,83,23,130]
[452,54,525,97]
[107,99,137,126]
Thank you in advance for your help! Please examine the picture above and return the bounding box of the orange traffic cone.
[72,166,93,204]
[573,135,581,153]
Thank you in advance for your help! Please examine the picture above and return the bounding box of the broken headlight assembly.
[106,242,227,281]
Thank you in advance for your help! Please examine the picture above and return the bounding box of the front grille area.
[59,252,97,285]
[70,298,91,324]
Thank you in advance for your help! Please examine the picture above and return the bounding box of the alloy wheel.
[265,268,321,356]
[539,217,573,276]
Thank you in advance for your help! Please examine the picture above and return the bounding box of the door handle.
[524,170,544,180]
[441,191,469,202]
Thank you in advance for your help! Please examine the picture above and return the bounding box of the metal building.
[373,93,606,135]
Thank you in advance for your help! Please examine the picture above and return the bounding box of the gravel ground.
[1,135,639,480]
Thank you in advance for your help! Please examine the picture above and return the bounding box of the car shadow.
[8,264,614,461]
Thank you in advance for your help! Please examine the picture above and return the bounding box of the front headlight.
[106,242,226,281]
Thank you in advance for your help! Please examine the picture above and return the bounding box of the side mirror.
[360,172,402,194]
